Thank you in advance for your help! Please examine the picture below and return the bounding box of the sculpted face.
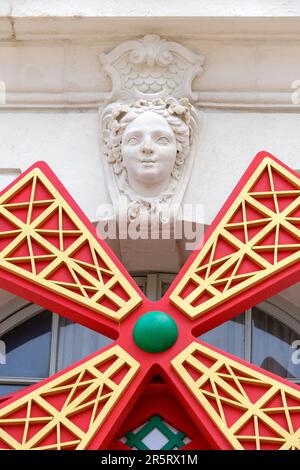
[121,111,177,197]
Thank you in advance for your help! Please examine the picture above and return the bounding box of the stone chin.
[135,162,170,184]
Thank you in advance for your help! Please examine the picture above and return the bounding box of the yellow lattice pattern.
[0,345,139,450]
[170,158,300,319]
[0,168,142,321]
[172,342,300,450]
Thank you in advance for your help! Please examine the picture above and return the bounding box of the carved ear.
[167,152,300,330]
[0,162,143,337]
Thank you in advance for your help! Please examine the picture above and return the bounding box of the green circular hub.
[133,311,178,353]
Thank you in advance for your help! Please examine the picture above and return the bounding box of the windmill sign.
[0,152,299,450]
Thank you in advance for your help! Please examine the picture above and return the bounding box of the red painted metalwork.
[0,151,299,450]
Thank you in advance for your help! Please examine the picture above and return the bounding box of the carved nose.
[142,136,154,154]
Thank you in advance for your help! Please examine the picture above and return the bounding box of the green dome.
[133,311,178,353]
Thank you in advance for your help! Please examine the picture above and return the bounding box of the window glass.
[161,281,171,297]
[0,311,52,378]
[200,313,246,359]
[0,384,25,398]
[57,318,113,371]
[251,307,300,379]
[137,282,146,294]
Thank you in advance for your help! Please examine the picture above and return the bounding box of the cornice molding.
[3,16,300,41]
[1,91,300,112]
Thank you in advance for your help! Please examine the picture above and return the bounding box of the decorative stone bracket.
[99,34,205,102]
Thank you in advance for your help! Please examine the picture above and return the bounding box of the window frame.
[134,274,300,384]
[0,275,299,393]
[249,299,300,384]
[0,302,59,390]
[132,273,176,301]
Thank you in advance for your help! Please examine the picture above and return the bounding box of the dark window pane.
[0,311,52,378]
[57,318,113,371]
[200,313,245,359]
[0,384,26,398]
[137,283,146,293]
[161,282,171,297]
[132,277,146,294]
[251,307,300,379]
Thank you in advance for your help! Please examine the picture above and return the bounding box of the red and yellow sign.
[0,152,299,450]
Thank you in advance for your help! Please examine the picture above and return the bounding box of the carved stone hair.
[101,97,194,219]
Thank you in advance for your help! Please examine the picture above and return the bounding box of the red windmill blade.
[0,162,143,338]
[0,151,300,450]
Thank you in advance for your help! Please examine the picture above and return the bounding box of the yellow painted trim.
[170,158,300,319]
[172,342,300,450]
[0,345,139,450]
[0,168,142,322]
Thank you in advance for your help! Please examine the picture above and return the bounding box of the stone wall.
[0,2,299,223]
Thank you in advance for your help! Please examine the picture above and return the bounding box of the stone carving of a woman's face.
[121,111,177,197]
[102,98,193,220]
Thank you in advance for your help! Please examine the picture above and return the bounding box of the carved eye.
[156,136,170,145]
[127,136,140,145]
